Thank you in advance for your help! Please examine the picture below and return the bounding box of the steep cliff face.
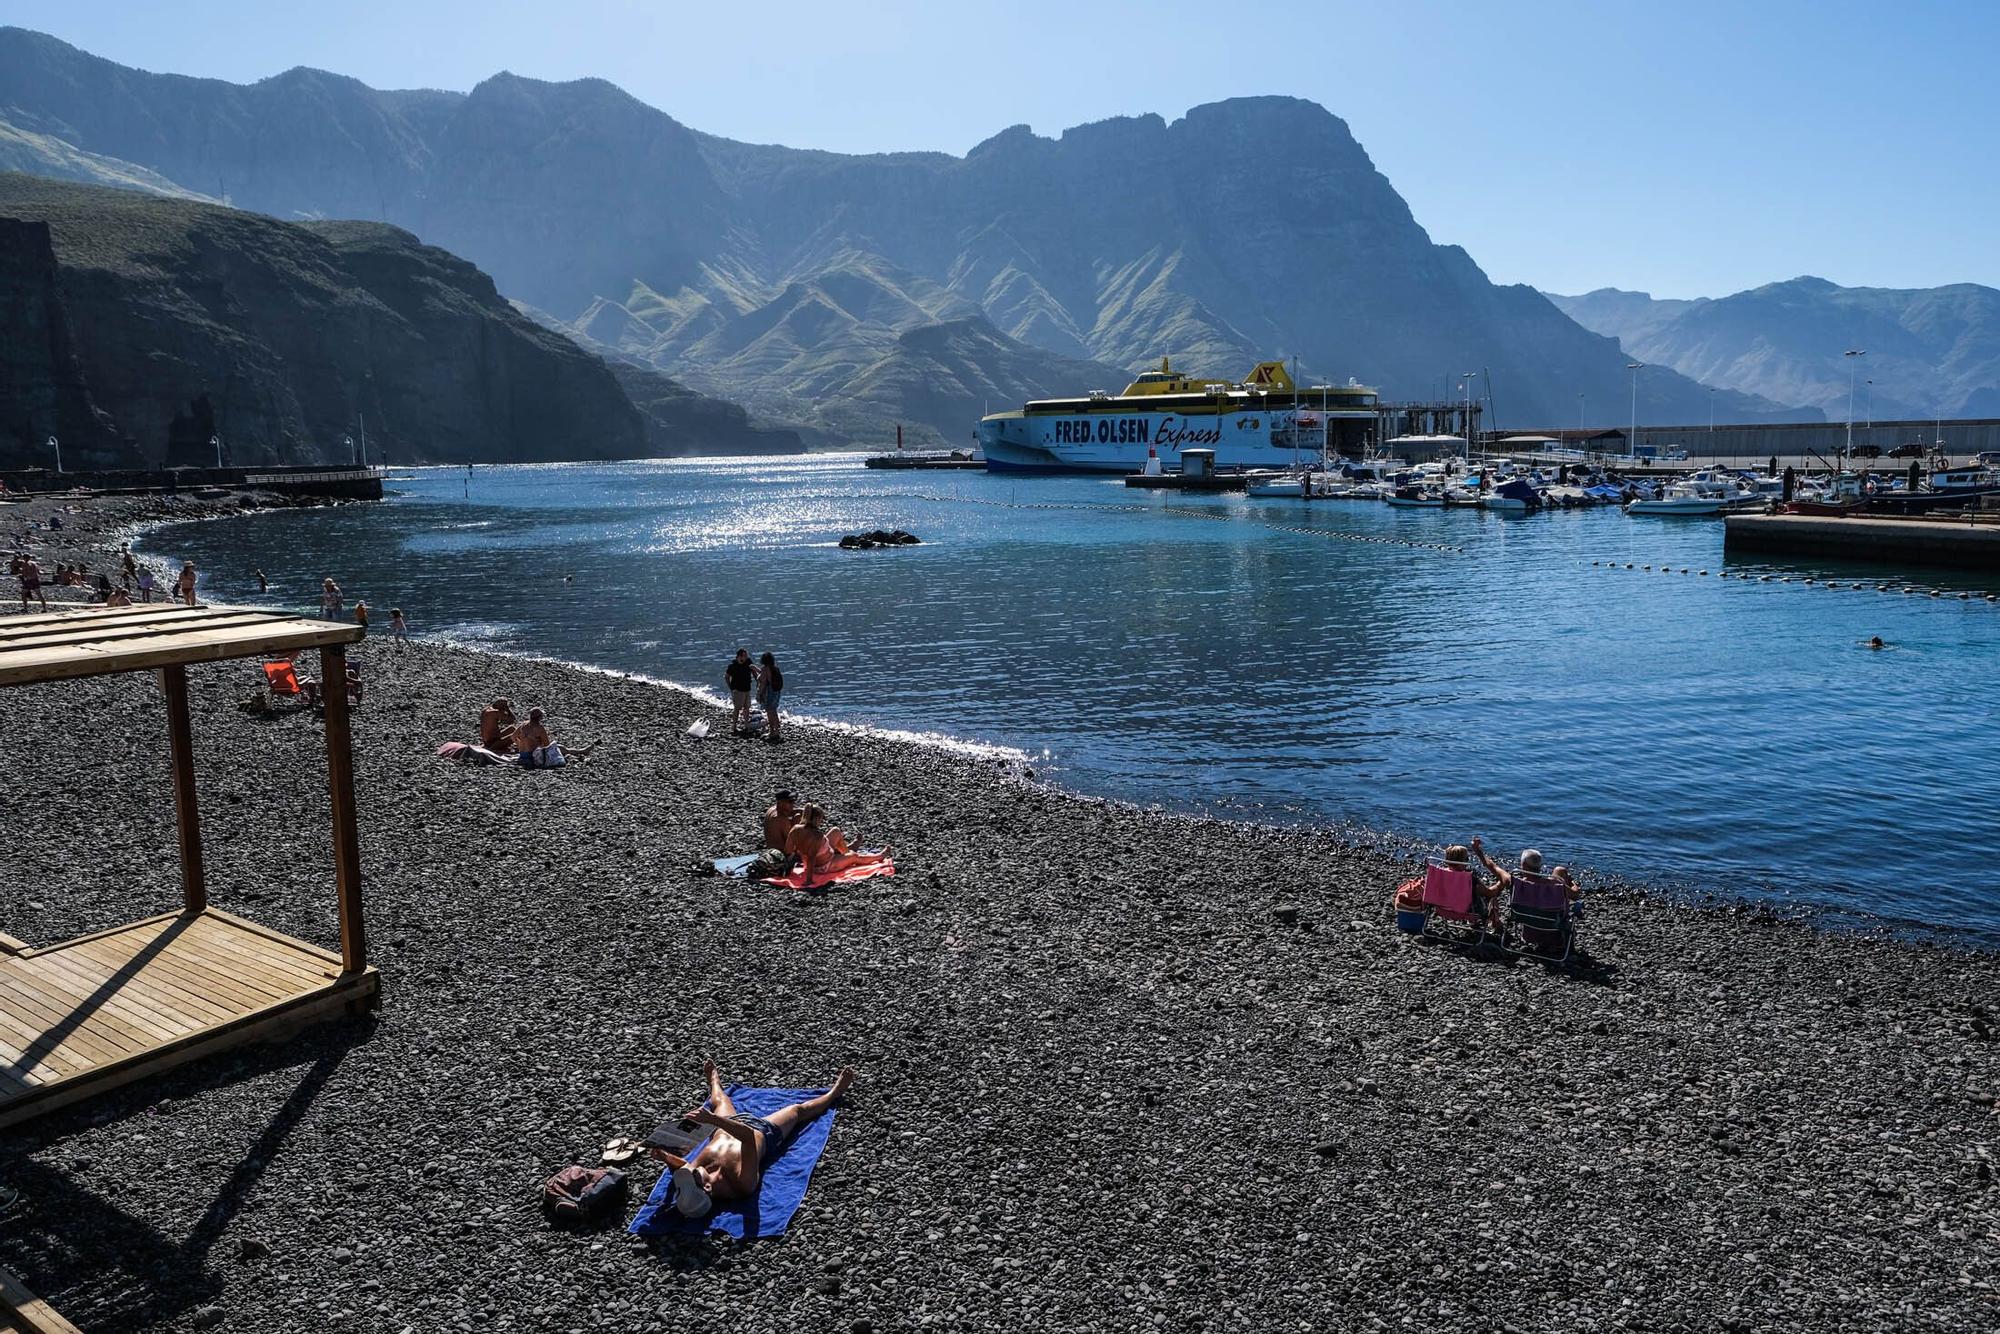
[0,216,125,468]
[0,173,648,465]
[1551,279,2000,421]
[0,26,1816,439]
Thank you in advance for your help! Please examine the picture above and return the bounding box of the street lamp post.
[1626,362,1643,460]
[1843,349,1865,457]
[1865,379,1873,431]
[48,436,61,475]
[211,434,223,470]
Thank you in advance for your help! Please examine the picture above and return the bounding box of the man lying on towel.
[651,1060,854,1219]
[784,803,892,883]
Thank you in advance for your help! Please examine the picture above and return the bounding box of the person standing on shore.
[354,600,370,633]
[17,554,46,611]
[176,560,198,606]
[321,577,343,621]
[390,607,408,647]
[136,565,155,603]
[725,649,756,731]
[120,546,135,587]
[757,652,784,742]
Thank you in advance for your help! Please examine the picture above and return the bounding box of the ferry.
[977,358,1379,474]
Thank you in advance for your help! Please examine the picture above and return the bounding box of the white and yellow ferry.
[977,358,1379,474]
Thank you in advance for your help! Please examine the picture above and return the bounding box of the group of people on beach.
[724,648,785,741]
[1394,836,1581,932]
[754,789,892,885]
[459,696,597,768]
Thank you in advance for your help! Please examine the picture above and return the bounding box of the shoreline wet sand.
[0,494,1995,1332]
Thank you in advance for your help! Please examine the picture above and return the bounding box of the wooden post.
[321,644,366,973]
[160,664,206,915]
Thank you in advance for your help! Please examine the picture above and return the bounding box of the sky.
[8,0,1997,298]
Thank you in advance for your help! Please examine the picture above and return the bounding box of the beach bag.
[542,1165,626,1223]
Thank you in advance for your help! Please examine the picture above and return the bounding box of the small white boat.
[1246,470,1345,498]
[1625,482,1728,516]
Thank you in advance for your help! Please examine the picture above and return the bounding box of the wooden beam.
[321,645,366,974]
[160,665,205,915]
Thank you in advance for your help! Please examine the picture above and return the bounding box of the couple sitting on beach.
[439,697,598,768]
[754,790,893,885]
[1395,837,1580,931]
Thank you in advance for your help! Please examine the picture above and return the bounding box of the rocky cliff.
[0,216,123,467]
[1550,279,2000,422]
[0,26,1813,443]
[0,173,799,468]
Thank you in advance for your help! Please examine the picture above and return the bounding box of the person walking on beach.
[757,652,784,742]
[17,554,46,611]
[321,577,343,621]
[136,565,155,603]
[176,560,198,606]
[354,600,370,633]
[725,649,756,731]
[120,547,136,587]
[651,1060,854,1220]
[390,607,408,647]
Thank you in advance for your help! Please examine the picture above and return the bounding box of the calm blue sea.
[144,456,2000,935]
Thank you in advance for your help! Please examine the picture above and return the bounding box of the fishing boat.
[1383,483,1445,507]
[1246,470,1346,499]
[1479,477,1544,511]
[979,357,1379,474]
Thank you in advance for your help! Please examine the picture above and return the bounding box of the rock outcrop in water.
[0,173,801,467]
[0,25,1811,448]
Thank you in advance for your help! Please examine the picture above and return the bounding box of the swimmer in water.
[1867,636,1886,649]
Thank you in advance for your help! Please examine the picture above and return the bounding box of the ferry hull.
[978,410,1344,475]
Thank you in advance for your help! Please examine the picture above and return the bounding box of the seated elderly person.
[1393,842,1505,931]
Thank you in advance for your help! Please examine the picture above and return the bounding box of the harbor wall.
[0,464,384,500]
[1723,513,2000,570]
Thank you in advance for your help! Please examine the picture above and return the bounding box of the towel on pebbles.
[629,1084,838,1240]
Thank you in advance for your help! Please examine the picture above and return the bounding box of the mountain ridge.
[1549,278,2000,422]
[0,26,1817,443]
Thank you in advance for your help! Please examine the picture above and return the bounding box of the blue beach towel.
[629,1084,837,1240]
[708,854,761,879]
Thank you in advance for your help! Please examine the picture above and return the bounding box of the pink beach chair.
[1419,862,1492,944]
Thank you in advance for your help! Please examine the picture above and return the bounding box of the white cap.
[671,1166,711,1218]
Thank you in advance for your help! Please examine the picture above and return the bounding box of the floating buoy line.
[885,491,1464,555]
[1586,559,1997,603]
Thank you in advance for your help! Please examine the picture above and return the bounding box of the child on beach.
[390,607,408,645]
[354,600,370,632]
[136,566,155,602]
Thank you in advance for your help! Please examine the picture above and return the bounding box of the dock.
[1723,512,2000,569]
[1122,472,1250,492]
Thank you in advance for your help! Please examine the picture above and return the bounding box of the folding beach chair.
[262,657,307,705]
[1418,861,1492,945]
[1505,871,1576,963]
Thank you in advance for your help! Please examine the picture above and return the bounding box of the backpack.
[542,1165,627,1223]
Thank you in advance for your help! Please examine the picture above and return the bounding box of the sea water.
[144,456,2000,936]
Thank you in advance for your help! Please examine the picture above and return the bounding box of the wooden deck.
[0,909,378,1130]
[0,1265,84,1334]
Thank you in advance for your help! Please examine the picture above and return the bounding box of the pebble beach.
[0,493,1995,1333]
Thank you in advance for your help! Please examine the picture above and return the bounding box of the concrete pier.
[1724,512,2000,569]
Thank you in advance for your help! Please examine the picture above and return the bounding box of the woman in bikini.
[784,803,892,883]
[652,1060,854,1218]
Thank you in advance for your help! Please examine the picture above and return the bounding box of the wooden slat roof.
[0,605,364,687]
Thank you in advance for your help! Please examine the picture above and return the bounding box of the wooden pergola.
[0,605,381,1128]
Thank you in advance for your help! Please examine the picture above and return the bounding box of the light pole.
[1577,392,1585,434]
[1462,369,1479,463]
[48,435,61,474]
[211,433,223,470]
[1626,361,1643,460]
[1843,349,1865,456]
[1864,379,1873,430]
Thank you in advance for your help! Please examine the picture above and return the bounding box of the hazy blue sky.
[10,0,1994,297]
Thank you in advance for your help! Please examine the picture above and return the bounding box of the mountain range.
[0,26,1810,448]
[0,173,799,468]
[1548,279,2000,425]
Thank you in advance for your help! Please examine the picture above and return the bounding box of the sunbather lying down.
[652,1061,854,1218]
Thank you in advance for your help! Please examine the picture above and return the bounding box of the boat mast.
[1290,356,1300,470]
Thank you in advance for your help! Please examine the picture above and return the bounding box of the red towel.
[760,859,896,891]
